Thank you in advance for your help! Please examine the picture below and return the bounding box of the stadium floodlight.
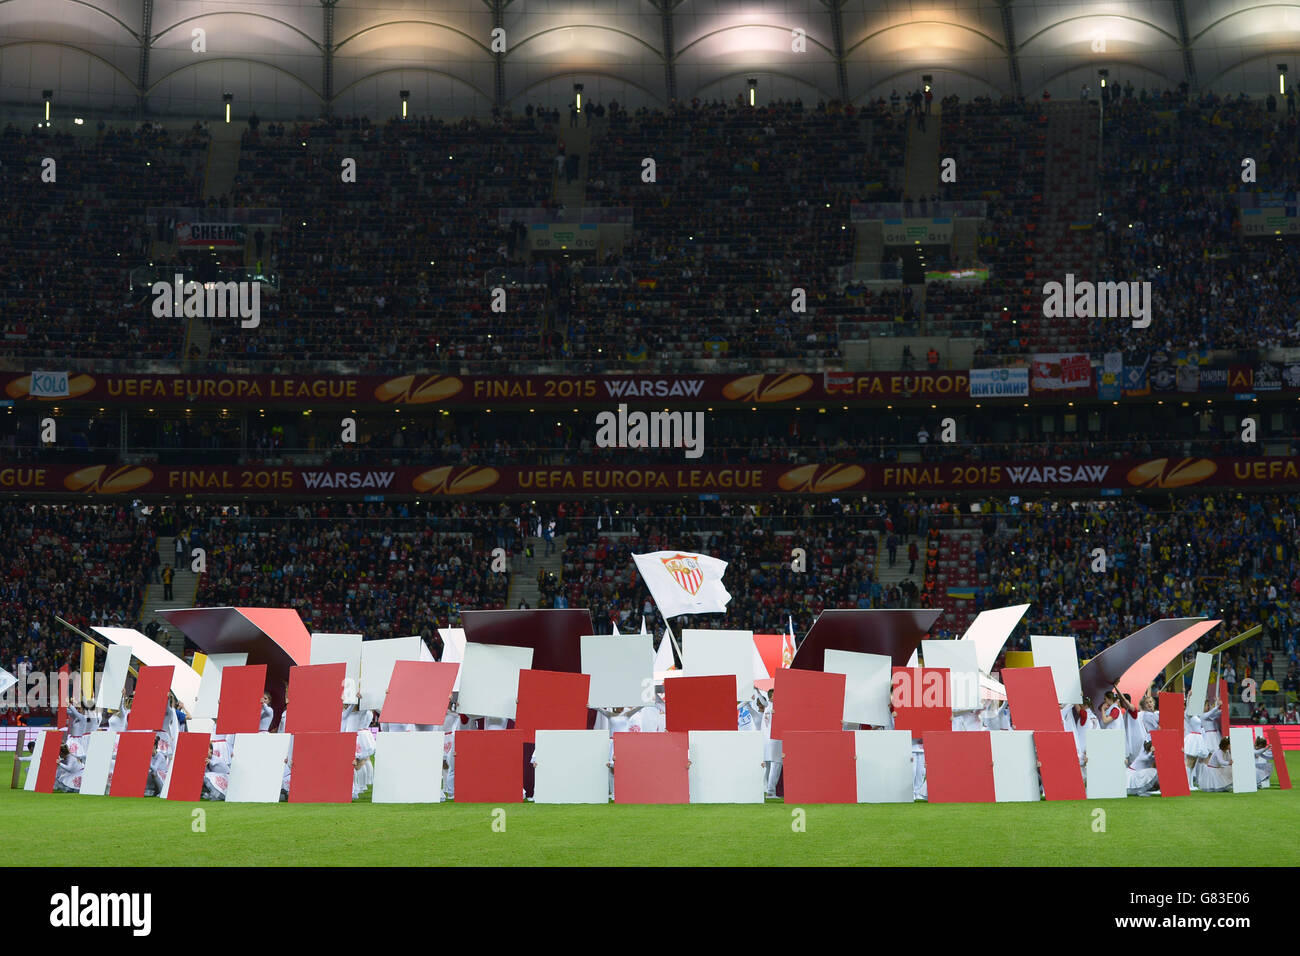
[1098,68,1108,89]
[747,78,757,107]
[43,89,52,123]
[1279,65,1288,95]
[400,90,410,119]
[923,74,932,93]
[574,82,583,113]
[223,92,233,124]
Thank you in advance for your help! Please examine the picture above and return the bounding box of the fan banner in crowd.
[1030,353,1093,392]
[969,367,1029,398]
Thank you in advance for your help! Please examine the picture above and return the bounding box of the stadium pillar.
[137,0,153,117]
[322,0,337,117]
[823,0,849,105]
[997,0,1022,101]
[492,0,506,111]
[657,0,677,106]
[1172,0,1197,92]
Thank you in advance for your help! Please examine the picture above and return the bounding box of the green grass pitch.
[3,752,1296,866]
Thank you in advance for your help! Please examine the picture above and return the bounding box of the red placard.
[1265,726,1292,790]
[108,732,155,798]
[165,733,211,802]
[753,634,783,691]
[1158,692,1184,733]
[453,730,524,803]
[56,665,69,731]
[1150,729,1190,797]
[770,669,845,740]
[127,665,173,732]
[380,661,459,725]
[1033,731,1086,800]
[1002,667,1063,732]
[891,667,952,735]
[664,675,737,732]
[1219,680,1229,739]
[513,670,591,744]
[215,664,268,734]
[286,663,348,733]
[288,733,356,804]
[34,729,64,793]
[924,731,996,803]
[613,732,690,804]
[781,732,857,804]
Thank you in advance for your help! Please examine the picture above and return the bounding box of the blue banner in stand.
[1097,351,1122,400]
[969,367,1029,397]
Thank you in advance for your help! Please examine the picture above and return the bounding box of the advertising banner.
[6,457,1298,497]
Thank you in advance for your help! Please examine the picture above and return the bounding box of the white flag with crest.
[631,550,731,619]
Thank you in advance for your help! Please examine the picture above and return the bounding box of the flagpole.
[659,608,684,665]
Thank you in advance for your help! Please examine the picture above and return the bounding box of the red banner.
[2,456,1297,496]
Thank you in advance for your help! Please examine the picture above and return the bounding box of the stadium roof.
[0,1,1298,119]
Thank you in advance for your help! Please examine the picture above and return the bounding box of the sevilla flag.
[631,551,731,619]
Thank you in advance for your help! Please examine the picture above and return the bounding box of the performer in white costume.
[259,693,275,732]
[1183,696,1220,791]
[342,702,376,798]
[1254,736,1274,788]
[202,742,231,801]
[106,698,130,734]
[145,735,170,797]
[1125,740,1160,795]
[1199,737,1233,792]
[54,744,84,793]
[66,700,99,758]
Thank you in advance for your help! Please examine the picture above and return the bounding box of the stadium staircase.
[142,536,199,658]
[506,535,568,609]
[873,543,924,597]
[202,121,243,202]
[923,528,985,637]
[554,126,589,211]
[902,106,941,201]
[1033,102,1101,349]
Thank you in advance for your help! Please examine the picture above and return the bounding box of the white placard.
[92,626,202,715]
[310,634,363,700]
[581,635,653,708]
[22,729,52,791]
[825,649,893,726]
[688,731,764,803]
[0,666,18,697]
[1084,728,1127,799]
[437,628,468,692]
[193,653,248,720]
[959,604,1030,674]
[359,636,424,713]
[79,731,116,796]
[922,640,982,711]
[1229,727,1257,793]
[457,642,533,720]
[1189,652,1213,714]
[853,730,914,803]
[372,731,444,803]
[1029,635,1082,705]
[682,629,754,701]
[96,644,134,711]
[989,730,1040,802]
[226,733,292,803]
[533,730,610,804]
